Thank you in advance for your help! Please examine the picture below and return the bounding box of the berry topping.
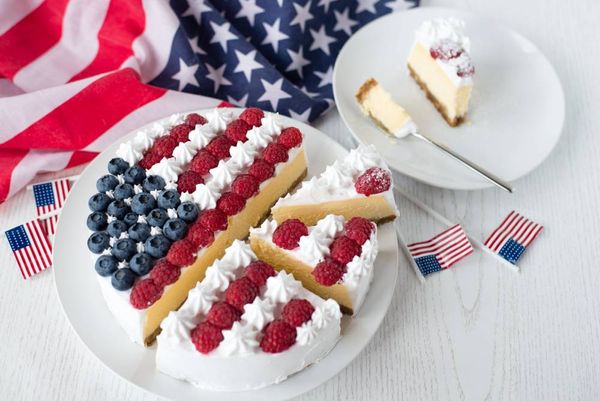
[217,192,246,216]
[199,209,228,232]
[344,217,374,245]
[149,259,181,287]
[107,200,131,220]
[244,260,276,287]
[123,166,146,185]
[158,190,181,210]
[151,136,178,158]
[108,157,130,175]
[206,302,241,329]
[147,208,168,227]
[128,222,151,242]
[177,170,204,193]
[95,255,118,277]
[278,127,303,149]
[330,235,361,265]
[225,277,259,311]
[106,219,128,238]
[205,135,234,160]
[87,231,111,254]
[262,143,289,164]
[163,218,188,241]
[130,279,163,309]
[111,238,137,262]
[111,268,136,291]
[166,239,196,267]
[113,183,134,201]
[88,193,111,212]
[122,212,138,227]
[87,212,108,231]
[131,192,157,215]
[260,320,296,353]
[272,219,308,250]
[248,159,274,182]
[456,58,475,77]
[231,174,259,199]
[189,150,218,175]
[312,257,345,286]
[185,113,207,127]
[96,174,119,193]
[142,175,166,192]
[224,119,251,143]
[239,107,264,127]
[281,299,315,327]
[138,152,162,169]
[177,202,199,222]
[129,252,155,275]
[186,222,215,248]
[430,40,464,61]
[191,322,223,354]
[355,167,391,196]
[144,234,171,258]
[169,123,192,143]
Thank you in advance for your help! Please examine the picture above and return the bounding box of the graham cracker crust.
[407,64,464,127]
[355,77,378,104]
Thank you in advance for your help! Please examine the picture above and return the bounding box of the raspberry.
[151,136,178,158]
[224,119,251,143]
[429,40,463,61]
[130,279,163,309]
[166,239,196,267]
[330,235,361,265]
[189,150,218,175]
[272,219,308,250]
[457,59,475,77]
[260,320,296,353]
[262,143,289,164]
[191,322,223,354]
[345,217,374,245]
[205,135,234,160]
[239,107,264,127]
[149,259,180,287]
[244,260,276,287]
[199,209,228,231]
[177,170,204,193]
[231,174,259,199]
[355,167,391,196]
[278,127,303,149]
[281,299,315,327]
[170,123,192,143]
[185,113,207,127]
[206,302,241,329]
[138,152,162,169]
[186,222,215,247]
[312,257,345,286]
[225,277,259,311]
[248,159,274,182]
[217,192,245,216]
[217,101,234,108]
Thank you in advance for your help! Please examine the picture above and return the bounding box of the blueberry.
[96,174,119,193]
[87,232,111,254]
[163,218,188,241]
[107,220,129,238]
[87,212,108,231]
[157,190,180,210]
[143,175,166,192]
[144,234,171,258]
[113,183,134,201]
[108,157,130,175]
[147,208,168,227]
[131,193,157,215]
[107,200,131,220]
[177,202,199,222]
[111,268,137,291]
[95,255,118,277]
[88,193,112,212]
[123,212,138,227]
[124,166,146,185]
[129,253,155,275]
[111,238,137,261]
[128,223,151,242]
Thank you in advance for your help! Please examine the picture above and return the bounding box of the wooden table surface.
[1,0,599,400]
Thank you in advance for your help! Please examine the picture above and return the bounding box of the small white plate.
[53,109,399,401]
[333,7,565,190]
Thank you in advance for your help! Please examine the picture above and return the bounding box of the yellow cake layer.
[356,78,414,135]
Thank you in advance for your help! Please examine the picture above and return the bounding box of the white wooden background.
[2,0,600,399]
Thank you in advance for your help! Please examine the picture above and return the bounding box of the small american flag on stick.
[484,211,543,264]
[4,219,53,279]
[32,178,71,217]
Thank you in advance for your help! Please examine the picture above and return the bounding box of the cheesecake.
[250,215,378,315]
[156,240,342,391]
[271,144,398,226]
[87,107,308,345]
[356,78,418,138]
[407,18,475,126]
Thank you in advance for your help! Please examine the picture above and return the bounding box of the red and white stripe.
[35,178,71,216]
[484,211,543,252]
[13,219,53,279]
[407,224,474,269]
[40,214,59,240]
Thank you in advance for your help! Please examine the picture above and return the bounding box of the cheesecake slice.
[271,144,398,226]
[250,215,378,315]
[407,18,475,126]
[356,78,418,138]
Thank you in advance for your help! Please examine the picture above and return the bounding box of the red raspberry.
[138,152,162,169]
[312,257,345,286]
[429,40,463,61]
[278,127,303,149]
[355,167,391,196]
[281,299,315,327]
[345,217,374,245]
[224,119,250,143]
[206,302,241,329]
[217,101,234,108]
[244,260,276,287]
[166,239,196,267]
[231,174,259,199]
[239,107,264,127]
[149,259,181,287]
[272,219,308,250]
[130,279,163,309]
[189,150,218,175]
[186,222,215,248]
[177,170,204,193]
[330,235,361,265]
[191,322,223,354]
[199,209,228,231]
[248,159,274,182]
[225,277,259,311]
[151,136,178,158]
[185,113,207,127]
[217,192,246,216]
[170,123,192,143]
[457,60,475,77]
[260,320,296,353]
[262,143,289,164]
[205,135,234,160]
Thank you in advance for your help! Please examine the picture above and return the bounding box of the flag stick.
[26,175,80,191]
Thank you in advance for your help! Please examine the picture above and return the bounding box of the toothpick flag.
[32,178,71,217]
[5,219,53,279]
[484,211,543,264]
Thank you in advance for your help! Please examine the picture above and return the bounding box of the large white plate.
[53,109,399,401]
[333,7,565,190]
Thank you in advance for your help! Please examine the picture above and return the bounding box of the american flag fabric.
[32,178,71,217]
[4,219,53,279]
[484,211,543,265]
[407,224,474,277]
[0,0,418,204]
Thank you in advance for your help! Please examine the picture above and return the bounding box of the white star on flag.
[258,78,291,110]
[205,63,232,93]
[318,0,336,13]
[172,58,200,91]
[385,0,415,11]
[309,26,336,55]
[289,108,311,122]
[333,8,358,36]
[209,21,237,52]
[286,48,310,78]
[233,49,263,81]
[261,19,289,53]
[290,2,313,32]
[356,0,379,14]
[188,36,207,55]
[227,93,249,107]
[314,66,333,87]
[235,0,264,25]
[182,0,213,22]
